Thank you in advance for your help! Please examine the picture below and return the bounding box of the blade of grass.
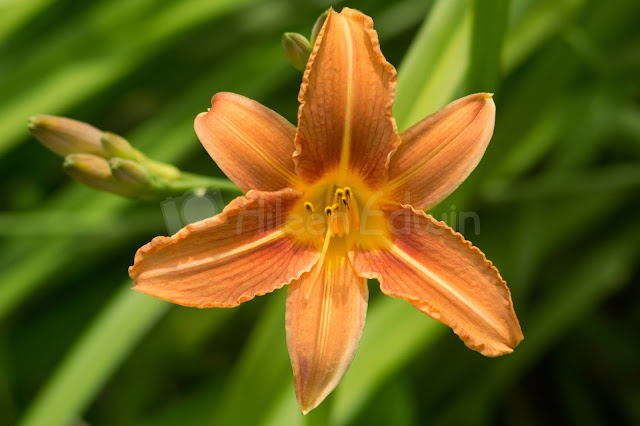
[0,0,255,156]
[374,0,433,40]
[467,0,510,93]
[333,296,445,424]
[393,0,472,130]
[210,291,292,426]
[263,384,304,426]
[0,210,163,237]
[485,99,569,184]
[18,285,169,426]
[508,192,629,302]
[0,0,56,43]
[0,334,18,424]
[483,164,640,202]
[502,0,585,73]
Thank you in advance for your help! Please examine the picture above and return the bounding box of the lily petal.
[351,204,522,356]
[195,92,298,192]
[293,8,400,186]
[385,93,496,209]
[129,189,319,307]
[286,240,368,413]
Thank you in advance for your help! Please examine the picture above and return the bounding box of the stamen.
[324,206,335,238]
[304,205,334,299]
[332,203,344,237]
[303,201,324,242]
[341,196,350,234]
[305,225,332,299]
[344,187,360,230]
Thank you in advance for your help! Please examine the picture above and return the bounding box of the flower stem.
[164,171,240,195]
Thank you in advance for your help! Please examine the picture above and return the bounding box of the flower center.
[285,171,390,251]
[305,186,360,239]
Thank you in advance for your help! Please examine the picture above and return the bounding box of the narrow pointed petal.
[195,92,298,192]
[286,242,368,413]
[385,94,496,209]
[351,205,522,356]
[129,189,319,308]
[293,8,400,186]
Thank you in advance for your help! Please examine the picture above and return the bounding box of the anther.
[324,206,335,237]
[303,201,324,242]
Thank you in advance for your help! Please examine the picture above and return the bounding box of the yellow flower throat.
[304,186,360,239]
[286,171,389,253]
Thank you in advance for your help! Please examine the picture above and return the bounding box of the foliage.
[1,0,639,425]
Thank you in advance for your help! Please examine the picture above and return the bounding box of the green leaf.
[393,0,472,131]
[18,286,169,426]
[333,296,445,424]
[211,291,292,425]
[467,0,510,93]
[502,0,586,72]
[0,0,55,43]
[0,0,256,156]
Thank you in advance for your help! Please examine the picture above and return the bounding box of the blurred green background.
[1,0,639,425]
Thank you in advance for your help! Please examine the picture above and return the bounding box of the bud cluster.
[29,115,182,200]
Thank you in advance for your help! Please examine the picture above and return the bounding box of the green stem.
[165,172,240,195]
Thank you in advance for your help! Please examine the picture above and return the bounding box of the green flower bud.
[310,10,329,45]
[63,154,121,194]
[142,158,181,181]
[29,116,107,157]
[101,132,138,160]
[282,32,311,72]
[102,131,180,180]
[109,158,150,189]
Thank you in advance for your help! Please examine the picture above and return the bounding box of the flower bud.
[29,116,106,157]
[63,154,120,193]
[102,131,180,180]
[143,158,181,181]
[102,132,138,160]
[282,32,311,71]
[310,10,329,45]
[110,158,150,189]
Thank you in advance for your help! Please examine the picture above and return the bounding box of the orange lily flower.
[129,7,522,414]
